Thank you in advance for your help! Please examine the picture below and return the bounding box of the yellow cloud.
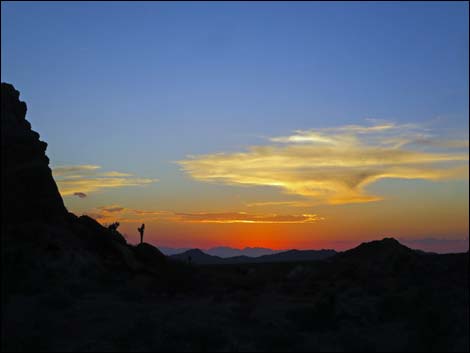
[178,122,468,205]
[173,212,323,224]
[83,205,169,224]
[52,165,157,196]
[83,206,322,224]
[245,200,314,208]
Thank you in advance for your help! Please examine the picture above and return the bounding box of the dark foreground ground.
[2,227,468,352]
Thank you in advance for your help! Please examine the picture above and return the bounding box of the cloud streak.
[83,205,323,224]
[178,122,468,205]
[174,212,323,224]
[52,165,157,196]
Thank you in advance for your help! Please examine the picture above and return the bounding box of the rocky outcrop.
[1,83,68,224]
[1,83,167,287]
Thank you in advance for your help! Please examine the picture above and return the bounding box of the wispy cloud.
[173,212,323,224]
[83,205,323,224]
[245,200,313,208]
[178,122,468,205]
[73,192,87,198]
[83,205,168,223]
[52,165,157,196]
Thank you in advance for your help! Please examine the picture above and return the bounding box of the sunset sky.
[2,2,468,252]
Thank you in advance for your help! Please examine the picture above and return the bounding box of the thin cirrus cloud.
[173,212,323,224]
[84,205,323,224]
[85,205,169,223]
[178,122,469,205]
[52,164,157,196]
[245,200,314,208]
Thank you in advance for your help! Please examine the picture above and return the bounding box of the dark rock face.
[76,215,127,246]
[1,83,68,224]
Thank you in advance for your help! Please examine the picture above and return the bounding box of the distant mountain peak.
[339,237,416,264]
[380,237,401,244]
[360,237,409,249]
[170,247,337,265]
[186,248,207,256]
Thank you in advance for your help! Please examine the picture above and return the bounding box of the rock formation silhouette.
[1,82,165,276]
[1,83,68,224]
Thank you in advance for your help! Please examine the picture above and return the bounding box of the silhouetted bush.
[107,222,120,232]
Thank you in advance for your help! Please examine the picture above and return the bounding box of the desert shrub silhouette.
[107,222,120,233]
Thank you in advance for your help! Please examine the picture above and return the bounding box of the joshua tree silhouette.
[138,223,145,244]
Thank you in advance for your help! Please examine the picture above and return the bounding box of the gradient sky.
[2,1,469,252]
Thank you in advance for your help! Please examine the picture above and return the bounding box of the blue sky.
[2,2,468,165]
[2,2,468,250]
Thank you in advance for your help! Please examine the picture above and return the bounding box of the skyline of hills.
[167,237,468,265]
[159,246,284,257]
[151,238,469,258]
[170,247,338,265]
